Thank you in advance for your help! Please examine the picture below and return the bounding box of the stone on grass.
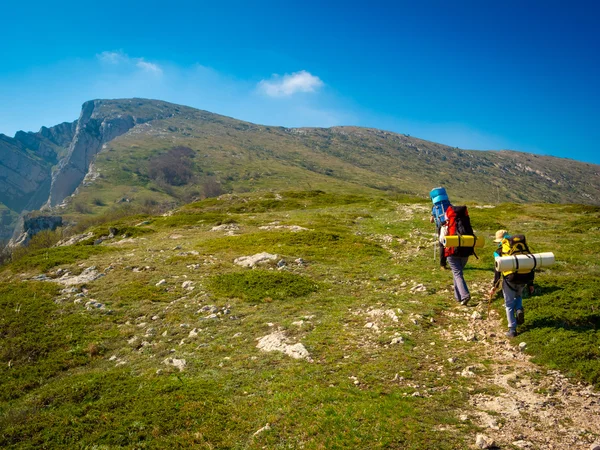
[156,279,166,287]
[234,252,278,268]
[475,433,495,449]
[55,266,104,286]
[391,337,405,345]
[471,311,483,320]
[252,423,271,437]
[182,280,195,291]
[256,330,312,361]
[163,358,186,371]
[519,342,527,351]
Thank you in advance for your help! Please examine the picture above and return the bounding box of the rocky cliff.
[47,99,181,207]
[7,214,63,248]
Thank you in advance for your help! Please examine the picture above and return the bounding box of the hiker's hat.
[493,229,508,243]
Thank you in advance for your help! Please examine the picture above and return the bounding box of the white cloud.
[258,70,324,97]
[96,50,162,75]
[136,60,163,74]
[96,50,128,64]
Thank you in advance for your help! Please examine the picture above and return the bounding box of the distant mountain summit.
[1,98,599,241]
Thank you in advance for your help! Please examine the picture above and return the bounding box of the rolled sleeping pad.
[495,252,555,272]
[430,187,449,204]
[443,235,485,248]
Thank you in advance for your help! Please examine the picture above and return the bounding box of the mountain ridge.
[1,98,599,242]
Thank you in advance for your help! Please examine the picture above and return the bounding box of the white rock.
[211,223,240,232]
[519,342,527,351]
[156,279,166,286]
[256,330,312,361]
[188,328,199,338]
[471,311,483,320]
[182,280,195,291]
[475,434,495,449]
[461,367,476,377]
[391,337,405,345]
[163,358,186,371]
[234,252,278,268]
[252,423,271,437]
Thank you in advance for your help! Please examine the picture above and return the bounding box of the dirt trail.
[441,302,600,449]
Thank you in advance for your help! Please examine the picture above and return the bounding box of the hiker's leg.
[448,256,469,302]
[502,279,518,330]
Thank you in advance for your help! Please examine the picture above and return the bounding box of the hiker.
[429,187,451,270]
[489,230,535,338]
[439,205,473,305]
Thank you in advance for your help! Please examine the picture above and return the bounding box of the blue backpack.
[430,187,451,227]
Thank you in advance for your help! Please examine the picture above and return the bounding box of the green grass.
[1,189,599,448]
[7,245,116,273]
[209,270,319,303]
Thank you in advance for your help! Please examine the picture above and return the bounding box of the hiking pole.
[487,278,501,320]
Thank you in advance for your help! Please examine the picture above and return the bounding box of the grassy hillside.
[42,99,598,227]
[1,190,599,448]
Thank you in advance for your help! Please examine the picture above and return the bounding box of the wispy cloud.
[258,70,324,97]
[96,50,163,75]
[136,60,162,74]
[96,50,128,65]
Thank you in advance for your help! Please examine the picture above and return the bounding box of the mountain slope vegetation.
[1,190,599,448]
[1,98,599,242]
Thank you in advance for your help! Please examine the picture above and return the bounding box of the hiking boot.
[460,296,470,306]
[506,329,517,338]
[516,308,525,325]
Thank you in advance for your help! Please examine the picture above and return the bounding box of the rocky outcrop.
[8,214,63,248]
[0,120,78,217]
[47,99,179,207]
[0,135,52,212]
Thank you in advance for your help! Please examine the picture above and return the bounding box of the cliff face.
[0,98,184,242]
[7,214,63,248]
[47,99,179,207]
[0,135,54,212]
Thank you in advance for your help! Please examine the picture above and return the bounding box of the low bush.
[209,270,318,303]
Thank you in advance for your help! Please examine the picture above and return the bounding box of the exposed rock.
[475,434,495,449]
[211,223,239,233]
[163,358,187,371]
[252,423,271,437]
[234,252,278,268]
[47,99,181,207]
[8,214,62,248]
[258,224,308,232]
[156,279,166,287]
[256,330,312,361]
[56,231,94,246]
[53,266,104,285]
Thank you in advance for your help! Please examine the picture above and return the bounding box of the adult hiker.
[439,205,474,305]
[489,230,535,338]
[429,187,451,270]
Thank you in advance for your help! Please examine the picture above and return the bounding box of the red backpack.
[444,205,476,258]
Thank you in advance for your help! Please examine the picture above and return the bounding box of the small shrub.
[209,270,318,303]
[148,146,197,186]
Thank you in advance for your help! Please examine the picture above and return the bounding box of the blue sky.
[1,0,599,164]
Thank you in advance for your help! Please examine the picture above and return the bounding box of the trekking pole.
[487,278,501,320]
[433,240,437,262]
